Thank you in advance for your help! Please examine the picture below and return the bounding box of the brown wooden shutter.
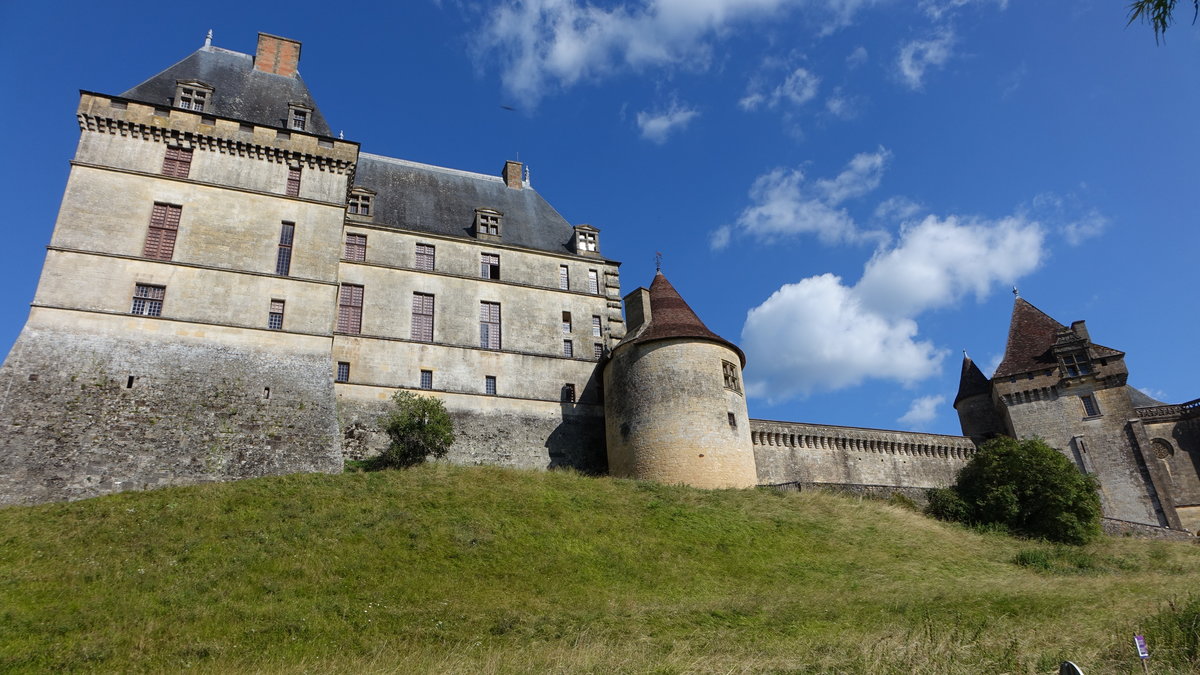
[286,167,301,196]
[411,293,434,342]
[143,203,181,260]
[337,284,364,333]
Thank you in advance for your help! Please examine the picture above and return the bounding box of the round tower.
[603,272,757,488]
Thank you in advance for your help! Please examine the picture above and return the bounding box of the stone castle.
[0,33,1194,534]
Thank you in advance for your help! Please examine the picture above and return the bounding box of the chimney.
[254,33,302,77]
[1070,320,1090,341]
[502,160,523,189]
[623,287,652,333]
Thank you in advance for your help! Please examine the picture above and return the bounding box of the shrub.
[926,437,1102,545]
[372,391,455,469]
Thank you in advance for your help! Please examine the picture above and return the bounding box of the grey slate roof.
[355,153,597,257]
[120,46,332,136]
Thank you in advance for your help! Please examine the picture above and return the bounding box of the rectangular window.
[290,109,308,131]
[415,243,435,271]
[587,269,599,294]
[593,342,604,359]
[286,166,301,197]
[562,383,576,403]
[420,370,433,390]
[481,253,500,280]
[348,192,372,216]
[480,301,501,350]
[563,339,574,357]
[1081,394,1101,417]
[1062,352,1093,377]
[276,222,295,275]
[562,311,572,334]
[591,315,602,337]
[143,202,182,260]
[177,86,207,111]
[161,146,193,178]
[337,284,364,334]
[578,231,597,252]
[344,233,367,262]
[722,360,742,394]
[411,293,434,342]
[336,362,350,383]
[728,412,737,429]
[477,210,501,236]
[267,299,285,330]
[559,265,570,290]
[485,375,497,395]
[130,284,165,317]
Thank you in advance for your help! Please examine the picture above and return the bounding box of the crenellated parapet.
[1136,397,1200,423]
[750,419,976,459]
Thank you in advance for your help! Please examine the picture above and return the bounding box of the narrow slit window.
[276,222,294,275]
[143,203,182,260]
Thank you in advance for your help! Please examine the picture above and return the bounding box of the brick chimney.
[254,33,302,77]
[502,160,523,189]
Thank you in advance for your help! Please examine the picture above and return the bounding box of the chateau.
[0,33,1194,534]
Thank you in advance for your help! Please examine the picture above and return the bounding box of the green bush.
[926,437,1102,545]
[372,391,455,469]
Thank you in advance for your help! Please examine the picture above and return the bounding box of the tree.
[926,437,1102,545]
[1127,0,1199,43]
[373,391,455,469]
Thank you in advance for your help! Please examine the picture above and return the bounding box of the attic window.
[1060,351,1093,377]
[288,105,311,131]
[475,209,502,238]
[347,189,374,218]
[175,82,212,112]
[574,225,599,255]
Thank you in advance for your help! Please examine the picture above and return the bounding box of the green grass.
[0,464,1197,673]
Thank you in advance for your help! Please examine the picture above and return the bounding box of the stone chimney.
[1071,320,1090,341]
[623,288,652,333]
[254,33,302,77]
[502,160,523,189]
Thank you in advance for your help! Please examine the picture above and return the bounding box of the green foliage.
[1127,0,1199,42]
[372,390,455,469]
[1141,595,1200,669]
[928,437,1102,545]
[1013,546,1135,575]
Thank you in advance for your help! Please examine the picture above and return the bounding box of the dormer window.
[574,224,599,255]
[475,209,502,238]
[1060,351,1093,377]
[288,104,312,131]
[175,82,212,112]
[347,188,375,218]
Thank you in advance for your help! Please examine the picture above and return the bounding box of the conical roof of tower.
[953,353,991,406]
[619,272,746,366]
[993,297,1123,378]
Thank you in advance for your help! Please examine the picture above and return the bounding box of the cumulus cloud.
[897,30,955,90]
[741,67,820,110]
[740,209,1045,400]
[714,148,890,248]
[636,101,700,143]
[898,394,946,429]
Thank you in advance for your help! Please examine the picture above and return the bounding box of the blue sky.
[0,1,1196,436]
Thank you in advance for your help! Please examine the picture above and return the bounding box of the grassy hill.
[1,464,1197,673]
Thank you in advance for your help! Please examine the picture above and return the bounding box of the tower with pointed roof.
[603,272,757,489]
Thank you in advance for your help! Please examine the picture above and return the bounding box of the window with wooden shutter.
[411,293,434,342]
[337,284,364,334]
[415,244,435,271]
[130,284,166,316]
[480,302,501,350]
[161,146,193,178]
[268,300,285,330]
[143,203,182,260]
[276,222,295,275]
[344,233,367,262]
[286,166,301,197]
[587,269,599,294]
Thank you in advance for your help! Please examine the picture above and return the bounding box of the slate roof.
[354,153,599,257]
[617,272,745,366]
[954,354,991,406]
[993,298,1123,378]
[1127,386,1166,409]
[120,45,332,136]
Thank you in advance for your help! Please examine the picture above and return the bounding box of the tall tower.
[603,272,757,488]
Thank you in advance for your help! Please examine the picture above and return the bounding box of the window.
[587,269,599,294]
[420,370,433,390]
[475,209,501,237]
[562,383,576,403]
[411,293,434,342]
[161,146,193,178]
[562,311,572,334]
[289,107,308,131]
[176,84,209,111]
[563,340,574,357]
[559,265,570,290]
[1061,351,1093,377]
[143,202,182,260]
[578,230,597,252]
[480,302,501,350]
[337,284,364,334]
[276,222,295,275]
[267,299,285,330]
[286,166,301,197]
[131,284,165,316]
[336,362,350,383]
[415,244,435,271]
[591,315,602,337]
[485,375,497,395]
[1081,394,1101,417]
[722,360,742,394]
[344,233,367,262]
[348,191,372,216]
[728,412,737,429]
[481,253,500,280]
[593,343,604,359]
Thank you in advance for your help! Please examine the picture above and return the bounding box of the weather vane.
[655,251,662,272]
[1013,286,1019,298]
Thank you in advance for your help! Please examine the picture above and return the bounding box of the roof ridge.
[360,152,505,184]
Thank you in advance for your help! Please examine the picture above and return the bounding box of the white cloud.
[636,102,700,143]
[873,195,924,223]
[709,224,733,250]
[896,30,955,90]
[715,148,890,248]
[845,45,868,68]
[1137,387,1168,403]
[1027,192,1108,246]
[898,394,946,429]
[920,0,1008,21]
[824,86,863,119]
[740,67,820,110]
